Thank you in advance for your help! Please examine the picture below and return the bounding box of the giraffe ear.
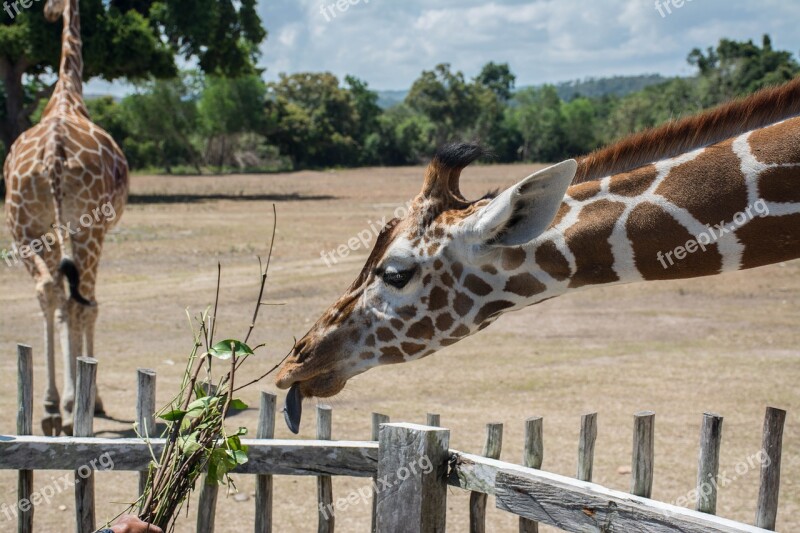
[462,159,577,246]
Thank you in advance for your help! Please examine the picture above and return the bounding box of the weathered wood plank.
[696,413,723,515]
[136,368,157,498]
[197,479,219,533]
[577,413,597,482]
[17,344,34,533]
[519,416,543,533]
[426,413,441,427]
[631,411,655,498]
[317,405,334,533]
[375,423,450,533]
[0,436,378,476]
[74,357,97,533]
[755,406,785,530]
[470,423,503,533]
[255,392,276,533]
[370,413,389,533]
[495,466,772,533]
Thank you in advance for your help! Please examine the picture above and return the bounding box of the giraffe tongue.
[283,383,303,434]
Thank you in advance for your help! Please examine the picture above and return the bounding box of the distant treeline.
[5,35,799,175]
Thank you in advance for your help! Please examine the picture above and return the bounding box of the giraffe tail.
[58,258,92,306]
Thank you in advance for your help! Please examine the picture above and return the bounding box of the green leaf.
[227,449,248,466]
[178,433,202,455]
[229,399,248,411]
[208,339,254,360]
[159,409,186,422]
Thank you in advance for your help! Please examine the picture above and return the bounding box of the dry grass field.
[1,164,798,532]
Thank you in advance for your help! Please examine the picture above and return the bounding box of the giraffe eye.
[381,268,415,289]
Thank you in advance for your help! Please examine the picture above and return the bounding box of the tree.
[405,63,481,145]
[0,0,266,155]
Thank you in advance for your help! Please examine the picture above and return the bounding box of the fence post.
[136,368,157,499]
[756,406,786,530]
[696,413,723,514]
[631,411,655,498]
[317,405,334,533]
[426,413,440,427]
[519,416,543,533]
[74,357,97,533]
[469,423,503,533]
[17,344,34,533]
[577,413,598,482]
[375,423,449,533]
[370,413,390,533]
[255,392,277,533]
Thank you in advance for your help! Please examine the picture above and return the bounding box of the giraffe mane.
[574,76,800,184]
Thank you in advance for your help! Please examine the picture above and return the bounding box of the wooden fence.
[0,344,788,533]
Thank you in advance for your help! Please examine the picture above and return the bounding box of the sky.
[87,0,800,95]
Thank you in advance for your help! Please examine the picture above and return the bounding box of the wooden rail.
[2,343,788,532]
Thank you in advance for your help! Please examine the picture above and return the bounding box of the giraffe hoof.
[61,420,74,437]
[41,414,63,436]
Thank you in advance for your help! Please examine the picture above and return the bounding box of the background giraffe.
[3,0,128,435]
[276,78,800,432]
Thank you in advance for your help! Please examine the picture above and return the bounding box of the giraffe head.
[276,143,577,431]
[44,0,66,21]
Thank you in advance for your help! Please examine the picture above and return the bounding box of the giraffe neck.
[525,115,800,301]
[43,0,88,119]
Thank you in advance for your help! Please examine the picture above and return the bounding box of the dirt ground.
[0,164,798,532]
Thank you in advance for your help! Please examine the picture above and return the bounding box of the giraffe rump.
[575,76,800,183]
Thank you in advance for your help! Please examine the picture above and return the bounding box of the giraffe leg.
[58,298,82,436]
[82,302,104,415]
[36,275,63,437]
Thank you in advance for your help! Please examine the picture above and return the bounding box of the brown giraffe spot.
[736,213,800,270]
[551,203,571,228]
[656,139,748,227]
[504,273,546,297]
[434,259,444,270]
[379,346,405,364]
[365,334,375,347]
[407,316,435,340]
[423,274,432,286]
[433,226,445,238]
[758,166,800,204]
[441,271,454,287]
[474,300,514,324]
[501,247,526,270]
[441,338,460,346]
[376,327,395,342]
[390,318,404,330]
[401,342,427,356]
[608,165,658,197]
[481,264,498,275]
[535,241,571,281]
[359,351,374,360]
[452,262,464,281]
[749,116,800,165]
[568,180,602,201]
[397,305,417,319]
[428,286,448,311]
[451,324,470,338]
[453,292,474,316]
[464,274,493,296]
[435,313,454,331]
[566,200,627,288]
[427,243,440,256]
[348,329,361,342]
[627,202,722,280]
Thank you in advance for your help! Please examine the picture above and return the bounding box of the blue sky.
[87,0,800,95]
